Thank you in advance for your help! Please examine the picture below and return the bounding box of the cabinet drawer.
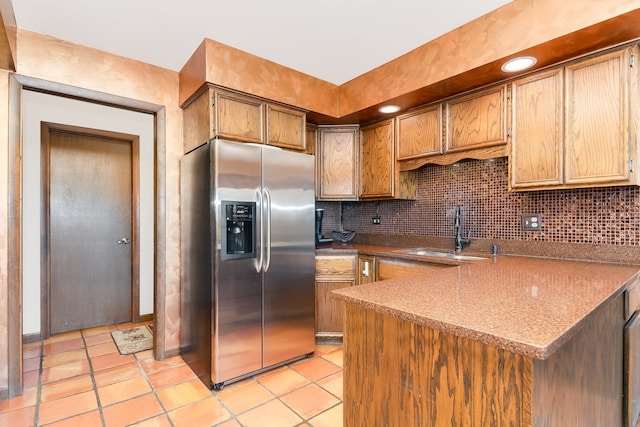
[376,258,451,281]
[315,255,356,279]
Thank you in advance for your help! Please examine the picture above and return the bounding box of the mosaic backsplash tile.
[316,157,640,246]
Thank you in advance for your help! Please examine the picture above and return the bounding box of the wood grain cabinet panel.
[375,258,451,281]
[215,89,265,144]
[445,84,507,153]
[360,119,416,200]
[266,103,306,151]
[396,104,442,160]
[305,123,317,156]
[181,86,306,153]
[343,293,624,426]
[510,68,564,189]
[510,44,640,191]
[315,255,356,338]
[183,87,215,154]
[564,47,634,185]
[316,126,359,200]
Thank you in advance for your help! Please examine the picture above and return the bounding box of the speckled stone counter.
[333,253,640,360]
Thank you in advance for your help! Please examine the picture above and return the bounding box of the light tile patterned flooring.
[0,322,344,427]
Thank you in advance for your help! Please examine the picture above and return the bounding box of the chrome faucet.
[454,205,471,252]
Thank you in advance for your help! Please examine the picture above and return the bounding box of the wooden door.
[46,127,134,334]
[510,68,564,189]
[564,46,634,185]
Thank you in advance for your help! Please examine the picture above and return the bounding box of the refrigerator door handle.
[263,187,272,272]
[256,188,264,273]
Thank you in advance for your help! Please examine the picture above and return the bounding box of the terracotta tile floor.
[0,322,344,427]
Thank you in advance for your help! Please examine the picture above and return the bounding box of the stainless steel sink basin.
[393,248,487,261]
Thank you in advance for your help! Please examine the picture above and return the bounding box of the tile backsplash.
[316,157,640,246]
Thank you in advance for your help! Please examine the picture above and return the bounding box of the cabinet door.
[360,119,394,199]
[396,104,443,160]
[510,69,564,189]
[317,126,359,200]
[445,85,507,153]
[358,255,376,285]
[315,255,356,336]
[214,90,264,143]
[315,279,354,335]
[565,47,634,185]
[267,104,306,151]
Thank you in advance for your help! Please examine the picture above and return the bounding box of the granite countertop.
[329,246,640,360]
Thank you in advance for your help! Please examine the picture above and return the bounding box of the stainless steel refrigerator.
[180,138,316,389]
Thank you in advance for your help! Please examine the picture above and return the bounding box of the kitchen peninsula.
[332,252,640,426]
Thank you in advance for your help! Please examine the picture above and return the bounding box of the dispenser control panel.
[221,201,256,260]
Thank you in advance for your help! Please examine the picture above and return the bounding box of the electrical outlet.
[521,213,541,231]
[372,216,381,225]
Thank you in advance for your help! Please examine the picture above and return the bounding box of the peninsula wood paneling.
[343,293,625,426]
[343,304,529,427]
[531,294,624,426]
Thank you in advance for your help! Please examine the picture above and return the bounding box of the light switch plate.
[521,213,541,231]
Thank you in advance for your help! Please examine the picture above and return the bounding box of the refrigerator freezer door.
[212,140,263,384]
[262,147,316,367]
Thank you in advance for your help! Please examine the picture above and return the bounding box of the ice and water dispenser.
[221,201,256,260]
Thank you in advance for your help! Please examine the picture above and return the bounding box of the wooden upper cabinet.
[305,123,318,156]
[510,68,564,189]
[316,125,359,200]
[360,119,416,200]
[266,103,306,151]
[445,84,507,153]
[396,104,443,160]
[510,44,639,191]
[564,47,634,186]
[182,86,306,153]
[183,87,215,153]
[360,119,394,199]
[215,89,265,144]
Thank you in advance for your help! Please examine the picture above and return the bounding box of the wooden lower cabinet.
[375,257,452,281]
[342,293,624,426]
[315,254,356,338]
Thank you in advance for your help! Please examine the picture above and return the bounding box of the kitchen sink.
[393,248,487,261]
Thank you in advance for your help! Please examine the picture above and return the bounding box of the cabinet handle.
[362,261,369,277]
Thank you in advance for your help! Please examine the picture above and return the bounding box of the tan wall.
[15,29,184,354]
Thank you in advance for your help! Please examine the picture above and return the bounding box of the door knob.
[117,237,130,244]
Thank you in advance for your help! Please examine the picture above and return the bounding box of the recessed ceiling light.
[501,56,537,73]
[379,105,400,114]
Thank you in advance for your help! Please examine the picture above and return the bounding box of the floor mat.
[111,325,153,355]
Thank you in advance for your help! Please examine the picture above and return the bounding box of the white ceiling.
[10,0,512,85]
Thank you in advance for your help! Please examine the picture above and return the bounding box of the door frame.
[40,122,141,338]
[6,75,168,399]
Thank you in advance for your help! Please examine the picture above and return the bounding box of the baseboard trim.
[140,313,153,323]
[23,332,42,344]
[163,346,181,360]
